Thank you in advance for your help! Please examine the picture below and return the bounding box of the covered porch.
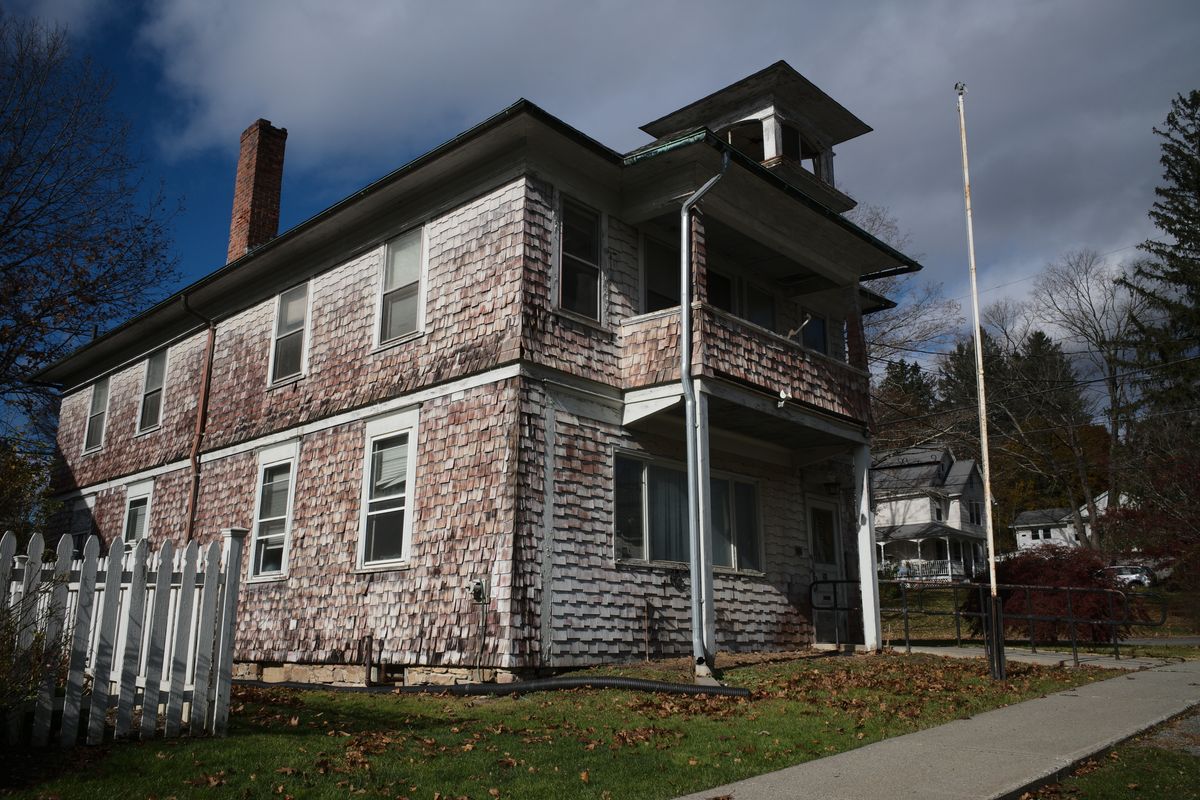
[876,522,986,582]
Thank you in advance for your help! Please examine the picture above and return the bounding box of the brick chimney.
[226,119,287,262]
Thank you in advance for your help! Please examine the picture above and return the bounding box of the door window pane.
[644,238,680,312]
[745,284,775,331]
[803,314,828,354]
[811,506,837,565]
[707,270,734,312]
[734,482,761,571]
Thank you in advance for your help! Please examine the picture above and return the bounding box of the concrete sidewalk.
[674,659,1200,800]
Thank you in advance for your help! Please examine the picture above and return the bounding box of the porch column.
[945,537,952,579]
[853,445,881,651]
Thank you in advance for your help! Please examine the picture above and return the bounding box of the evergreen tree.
[1126,90,1200,410]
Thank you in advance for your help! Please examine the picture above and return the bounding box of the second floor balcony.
[619,302,871,426]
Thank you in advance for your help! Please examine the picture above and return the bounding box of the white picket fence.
[0,528,246,747]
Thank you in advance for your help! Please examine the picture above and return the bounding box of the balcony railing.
[619,304,870,424]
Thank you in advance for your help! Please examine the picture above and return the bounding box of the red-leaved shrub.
[962,546,1148,643]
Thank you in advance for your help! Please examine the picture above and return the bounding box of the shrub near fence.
[0,528,246,747]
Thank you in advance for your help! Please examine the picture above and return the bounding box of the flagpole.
[955,82,1005,680]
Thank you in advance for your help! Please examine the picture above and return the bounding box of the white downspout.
[681,150,729,679]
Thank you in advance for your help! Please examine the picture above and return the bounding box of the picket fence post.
[2,531,244,747]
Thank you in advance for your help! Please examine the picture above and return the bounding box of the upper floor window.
[933,500,944,522]
[559,198,601,320]
[703,268,777,333]
[968,501,983,526]
[83,377,109,452]
[250,442,298,579]
[615,454,761,571]
[137,350,168,432]
[642,236,679,313]
[270,283,308,384]
[379,228,423,345]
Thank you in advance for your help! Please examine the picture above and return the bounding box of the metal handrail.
[877,579,1168,666]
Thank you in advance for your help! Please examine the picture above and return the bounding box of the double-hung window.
[559,198,601,320]
[138,350,168,432]
[379,228,423,344]
[83,377,109,452]
[270,283,308,384]
[615,454,762,571]
[69,496,96,554]
[359,410,418,568]
[122,479,154,544]
[968,501,983,526]
[250,442,298,579]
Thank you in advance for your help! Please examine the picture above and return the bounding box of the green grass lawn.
[2,652,1116,800]
[1029,707,1200,799]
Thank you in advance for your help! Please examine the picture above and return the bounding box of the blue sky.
[11,0,1200,316]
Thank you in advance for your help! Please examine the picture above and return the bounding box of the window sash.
[84,378,108,450]
[361,431,412,565]
[271,285,307,383]
[252,462,293,576]
[138,352,167,431]
[379,230,422,343]
[559,199,600,320]
[124,497,149,543]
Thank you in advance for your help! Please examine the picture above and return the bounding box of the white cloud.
[135,0,1200,292]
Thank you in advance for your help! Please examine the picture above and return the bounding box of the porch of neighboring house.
[876,522,985,582]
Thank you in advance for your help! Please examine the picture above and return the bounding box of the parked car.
[1102,565,1155,588]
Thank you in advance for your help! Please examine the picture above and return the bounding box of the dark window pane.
[710,479,733,568]
[366,509,406,562]
[734,482,761,572]
[256,534,285,574]
[745,284,775,331]
[139,389,162,431]
[644,238,680,312]
[648,465,688,562]
[615,457,644,560]
[89,378,109,415]
[381,284,420,342]
[124,498,148,543]
[811,507,837,565]
[707,270,734,312]
[272,330,304,381]
[803,315,827,353]
[561,257,599,319]
[563,201,599,263]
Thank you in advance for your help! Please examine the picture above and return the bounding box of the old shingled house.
[36,62,922,684]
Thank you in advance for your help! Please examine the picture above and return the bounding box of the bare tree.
[845,204,962,370]
[1030,249,1147,505]
[0,14,177,448]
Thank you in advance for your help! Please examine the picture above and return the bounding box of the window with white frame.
[138,350,168,432]
[122,479,154,543]
[83,377,109,452]
[559,197,601,320]
[358,410,418,567]
[69,496,96,554]
[250,442,298,578]
[379,228,423,344]
[270,283,308,384]
[614,454,761,571]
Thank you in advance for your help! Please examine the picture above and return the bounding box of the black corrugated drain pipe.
[235,676,750,698]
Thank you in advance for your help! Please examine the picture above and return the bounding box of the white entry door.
[810,499,848,644]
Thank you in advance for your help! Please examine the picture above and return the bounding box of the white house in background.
[1012,491,1120,550]
[871,447,987,580]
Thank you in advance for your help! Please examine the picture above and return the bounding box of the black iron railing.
[877,579,1168,667]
